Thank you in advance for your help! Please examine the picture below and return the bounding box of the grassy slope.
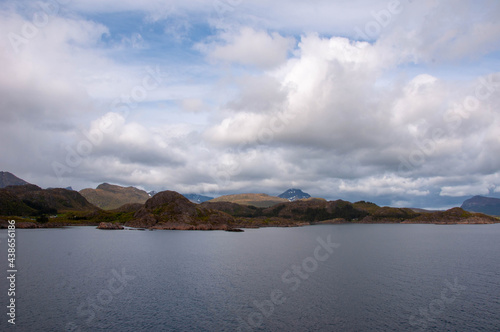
[80,184,150,210]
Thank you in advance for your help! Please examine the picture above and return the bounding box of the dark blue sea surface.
[1,224,499,331]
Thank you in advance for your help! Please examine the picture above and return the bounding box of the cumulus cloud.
[206,35,390,146]
[202,29,500,204]
[83,113,187,166]
[1,0,500,208]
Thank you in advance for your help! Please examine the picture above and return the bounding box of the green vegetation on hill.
[407,207,498,223]
[0,185,96,216]
[80,183,150,210]
[0,190,37,216]
[263,198,368,221]
[204,198,369,222]
[353,201,381,214]
[204,199,496,226]
[201,202,263,218]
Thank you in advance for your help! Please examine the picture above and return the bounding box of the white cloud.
[378,0,500,63]
[200,27,295,69]
[2,1,500,208]
[119,33,147,49]
[202,29,500,205]
[206,34,392,147]
[392,200,411,208]
[179,98,205,112]
[339,175,430,197]
[0,11,111,122]
[440,185,490,197]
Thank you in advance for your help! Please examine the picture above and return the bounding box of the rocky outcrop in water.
[97,222,124,230]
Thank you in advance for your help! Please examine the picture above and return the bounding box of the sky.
[1,0,500,209]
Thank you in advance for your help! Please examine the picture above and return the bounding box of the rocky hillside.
[262,198,369,221]
[202,198,414,224]
[126,190,235,230]
[208,193,289,208]
[0,184,97,216]
[202,198,496,226]
[461,196,500,216]
[80,183,150,210]
[0,171,30,188]
[201,201,263,218]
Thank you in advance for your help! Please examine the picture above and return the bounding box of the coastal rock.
[0,220,39,228]
[15,221,38,228]
[150,222,229,230]
[226,228,244,232]
[97,222,124,230]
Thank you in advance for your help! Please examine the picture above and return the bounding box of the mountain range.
[0,171,498,229]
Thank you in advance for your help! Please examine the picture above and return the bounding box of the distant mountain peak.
[461,196,500,216]
[182,193,214,204]
[0,171,30,188]
[278,188,311,202]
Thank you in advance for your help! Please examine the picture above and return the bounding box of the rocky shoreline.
[1,217,498,231]
[97,222,124,230]
[0,220,100,229]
